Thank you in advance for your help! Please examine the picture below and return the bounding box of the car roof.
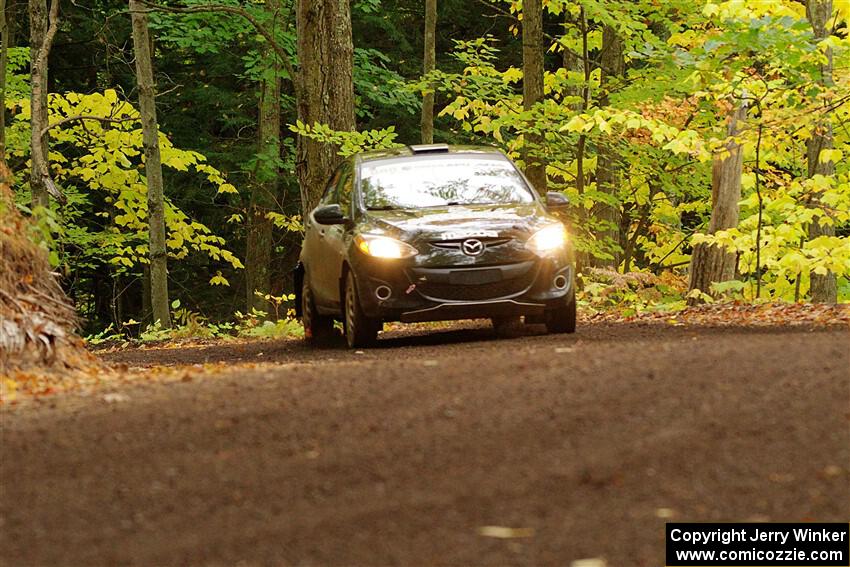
[356,144,508,165]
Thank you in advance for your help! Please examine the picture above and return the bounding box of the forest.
[1,0,849,346]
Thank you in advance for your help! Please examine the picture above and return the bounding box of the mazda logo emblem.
[461,239,484,256]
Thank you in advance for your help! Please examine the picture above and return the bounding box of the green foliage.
[354,48,421,119]
[578,268,689,317]
[6,88,244,275]
[694,174,850,300]
[86,303,304,345]
[289,121,401,156]
[235,311,304,339]
[3,47,31,100]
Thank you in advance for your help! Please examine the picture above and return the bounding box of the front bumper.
[350,252,574,323]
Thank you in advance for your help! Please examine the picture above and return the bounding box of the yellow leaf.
[502,66,523,84]
[477,526,535,539]
[818,148,842,164]
[562,115,586,132]
[209,271,230,286]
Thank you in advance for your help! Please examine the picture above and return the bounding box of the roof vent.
[409,143,450,154]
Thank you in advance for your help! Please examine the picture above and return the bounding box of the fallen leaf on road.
[477,526,535,539]
[585,301,849,327]
[655,507,675,519]
[822,465,843,478]
[102,393,130,403]
[571,558,607,567]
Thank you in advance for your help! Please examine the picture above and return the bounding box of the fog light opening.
[553,274,568,290]
[375,285,393,301]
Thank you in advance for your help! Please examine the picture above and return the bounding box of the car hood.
[364,203,552,241]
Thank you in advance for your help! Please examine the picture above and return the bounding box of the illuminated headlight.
[355,234,419,259]
[526,224,568,254]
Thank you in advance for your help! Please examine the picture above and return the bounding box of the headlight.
[526,224,567,254]
[355,234,419,259]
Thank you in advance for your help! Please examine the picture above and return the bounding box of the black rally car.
[294,144,576,348]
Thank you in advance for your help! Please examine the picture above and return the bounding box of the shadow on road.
[98,320,836,369]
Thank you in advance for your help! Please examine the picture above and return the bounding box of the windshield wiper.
[366,205,398,211]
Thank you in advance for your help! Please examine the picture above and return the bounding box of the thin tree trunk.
[561,12,582,110]
[420,0,436,144]
[0,0,7,177]
[28,0,54,209]
[687,103,746,304]
[521,0,546,194]
[129,0,170,328]
[593,25,625,268]
[622,178,659,273]
[246,0,282,314]
[806,0,837,303]
[573,6,590,276]
[295,0,356,215]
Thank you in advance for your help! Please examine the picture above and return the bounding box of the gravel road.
[2,323,848,566]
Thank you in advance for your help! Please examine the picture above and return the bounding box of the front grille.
[429,238,512,251]
[415,263,538,301]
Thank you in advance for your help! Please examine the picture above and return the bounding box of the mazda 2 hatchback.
[294,144,576,348]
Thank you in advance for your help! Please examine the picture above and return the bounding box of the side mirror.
[545,191,570,209]
[313,204,346,225]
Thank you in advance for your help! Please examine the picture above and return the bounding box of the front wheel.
[344,271,380,348]
[302,279,335,346]
[545,290,576,334]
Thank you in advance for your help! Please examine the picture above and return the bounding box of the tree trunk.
[561,12,582,110]
[246,0,282,315]
[420,0,437,144]
[28,0,52,209]
[295,0,356,215]
[0,0,8,177]
[129,0,170,328]
[142,264,151,324]
[805,0,837,303]
[571,6,590,275]
[593,25,625,268]
[688,103,746,303]
[521,0,546,194]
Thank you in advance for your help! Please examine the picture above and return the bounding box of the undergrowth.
[86,294,304,347]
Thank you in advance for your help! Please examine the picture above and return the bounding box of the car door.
[304,166,343,308]
[320,163,355,309]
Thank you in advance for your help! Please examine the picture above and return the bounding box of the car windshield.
[360,157,535,210]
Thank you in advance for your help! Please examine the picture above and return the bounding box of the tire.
[302,278,335,346]
[545,290,577,334]
[344,271,379,348]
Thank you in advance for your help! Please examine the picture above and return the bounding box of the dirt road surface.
[2,323,849,566]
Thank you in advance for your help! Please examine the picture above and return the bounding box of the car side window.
[320,166,344,207]
[337,166,354,217]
